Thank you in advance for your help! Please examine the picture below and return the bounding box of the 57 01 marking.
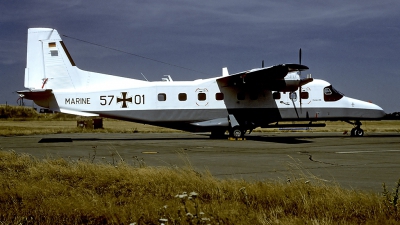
[100,93,145,108]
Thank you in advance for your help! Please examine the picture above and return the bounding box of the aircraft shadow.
[38,137,206,143]
[197,134,313,144]
[38,136,312,144]
[38,133,399,144]
[244,136,313,144]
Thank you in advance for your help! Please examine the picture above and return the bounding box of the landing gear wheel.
[348,120,364,137]
[351,128,364,137]
[230,126,244,138]
[355,128,364,137]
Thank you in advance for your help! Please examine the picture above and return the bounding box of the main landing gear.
[210,127,247,139]
[210,126,248,139]
[229,126,246,138]
[348,120,364,137]
[209,115,251,139]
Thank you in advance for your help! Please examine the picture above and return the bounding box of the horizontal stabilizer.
[60,108,99,117]
[17,89,53,100]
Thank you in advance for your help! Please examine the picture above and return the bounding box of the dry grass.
[0,150,399,224]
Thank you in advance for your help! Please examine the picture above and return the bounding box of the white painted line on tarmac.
[336,150,400,154]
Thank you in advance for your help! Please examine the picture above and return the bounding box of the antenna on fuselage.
[141,73,149,81]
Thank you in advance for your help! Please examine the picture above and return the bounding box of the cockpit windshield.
[323,85,344,101]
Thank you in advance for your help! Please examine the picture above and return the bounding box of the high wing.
[217,64,310,92]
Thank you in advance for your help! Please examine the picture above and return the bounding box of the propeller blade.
[298,48,302,76]
[298,48,303,113]
[299,48,302,65]
[262,60,264,68]
[290,92,300,118]
[299,86,302,113]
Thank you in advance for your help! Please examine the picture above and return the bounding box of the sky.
[1,1,399,113]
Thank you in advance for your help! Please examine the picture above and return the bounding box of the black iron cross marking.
[117,92,132,108]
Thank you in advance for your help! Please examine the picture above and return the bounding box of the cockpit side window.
[324,85,344,101]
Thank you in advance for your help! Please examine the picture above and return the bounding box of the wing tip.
[284,64,309,71]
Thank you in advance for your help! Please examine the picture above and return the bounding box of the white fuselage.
[49,74,384,131]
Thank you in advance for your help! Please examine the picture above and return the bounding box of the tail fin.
[25,28,77,90]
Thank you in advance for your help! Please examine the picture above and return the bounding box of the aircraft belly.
[279,107,385,120]
[91,107,384,125]
[92,109,229,123]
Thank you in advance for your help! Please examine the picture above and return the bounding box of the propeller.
[299,48,302,114]
[290,92,299,118]
[299,48,302,71]
[290,48,302,118]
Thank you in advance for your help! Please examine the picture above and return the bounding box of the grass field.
[0,150,399,224]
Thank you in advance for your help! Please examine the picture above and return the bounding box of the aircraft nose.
[370,105,386,118]
[347,97,386,119]
[365,101,386,118]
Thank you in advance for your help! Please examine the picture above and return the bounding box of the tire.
[230,126,244,138]
[355,128,364,137]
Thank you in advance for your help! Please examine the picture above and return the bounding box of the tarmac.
[1,132,399,192]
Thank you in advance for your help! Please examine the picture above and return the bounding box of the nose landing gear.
[349,120,364,137]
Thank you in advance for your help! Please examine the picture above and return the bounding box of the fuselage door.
[195,88,209,106]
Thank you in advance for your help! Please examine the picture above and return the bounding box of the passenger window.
[198,93,206,101]
[158,93,166,101]
[272,92,281,100]
[178,93,187,101]
[215,92,224,100]
[237,92,245,100]
[300,91,309,99]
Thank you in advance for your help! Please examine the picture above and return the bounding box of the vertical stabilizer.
[25,28,76,90]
